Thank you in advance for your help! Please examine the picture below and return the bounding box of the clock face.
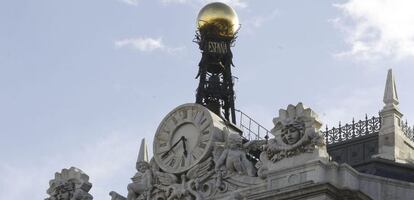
[153,104,214,174]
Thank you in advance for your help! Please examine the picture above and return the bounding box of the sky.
[1,0,414,199]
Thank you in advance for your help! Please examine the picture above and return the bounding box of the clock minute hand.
[161,136,185,159]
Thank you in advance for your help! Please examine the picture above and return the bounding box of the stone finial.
[137,138,149,163]
[45,167,93,200]
[377,69,414,163]
[127,139,154,200]
[383,69,399,107]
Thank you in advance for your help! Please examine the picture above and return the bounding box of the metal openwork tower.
[194,3,239,124]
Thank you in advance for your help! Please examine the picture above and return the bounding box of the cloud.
[114,37,184,54]
[120,0,139,6]
[333,0,414,61]
[115,37,164,52]
[244,9,279,29]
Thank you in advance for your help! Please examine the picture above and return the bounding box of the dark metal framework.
[194,23,238,124]
[328,133,379,165]
[322,116,414,183]
[322,116,382,145]
[321,116,382,166]
[235,109,270,141]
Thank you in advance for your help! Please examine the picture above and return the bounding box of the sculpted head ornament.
[260,103,325,164]
[272,103,322,144]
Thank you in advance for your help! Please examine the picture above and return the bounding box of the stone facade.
[47,69,414,200]
[106,98,414,200]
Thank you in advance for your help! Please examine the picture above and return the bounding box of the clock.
[153,103,221,174]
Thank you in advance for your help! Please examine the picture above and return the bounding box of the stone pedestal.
[375,69,414,163]
[264,147,329,173]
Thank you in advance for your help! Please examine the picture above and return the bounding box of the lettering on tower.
[208,41,228,54]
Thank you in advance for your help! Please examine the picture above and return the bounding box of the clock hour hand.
[182,137,188,157]
[161,136,185,159]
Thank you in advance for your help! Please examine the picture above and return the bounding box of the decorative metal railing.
[400,120,414,141]
[235,109,270,141]
[234,111,414,144]
[322,115,382,145]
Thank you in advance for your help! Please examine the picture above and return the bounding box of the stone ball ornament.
[197,2,240,37]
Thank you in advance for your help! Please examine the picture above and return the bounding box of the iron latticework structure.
[194,22,238,124]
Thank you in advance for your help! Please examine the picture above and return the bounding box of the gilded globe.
[197,2,240,37]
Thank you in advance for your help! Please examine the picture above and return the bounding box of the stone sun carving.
[45,167,93,200]
[258,103,326,176]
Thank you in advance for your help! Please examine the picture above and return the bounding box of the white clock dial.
[154,104,214,174]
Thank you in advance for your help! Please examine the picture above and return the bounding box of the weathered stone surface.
[45,167,93,200]
[213,159,414,200]
[103,102,414,200]
[109,191,126,200]
[110,104,265,200]
[376,69,414,163]
[215,130,256,177]
[127,139,153,200]
[258,103,329,176]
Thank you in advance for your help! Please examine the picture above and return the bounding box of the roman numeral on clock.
[199,142,207,149]
[168,158,176,167]
[202,129,209,135]
[179,109,188,120]
[159,142,167,147]
[180,155,186,167]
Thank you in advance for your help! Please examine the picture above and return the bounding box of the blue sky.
[1,0,414,199]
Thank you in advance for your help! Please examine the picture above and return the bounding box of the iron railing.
[234,109,270,141]
[233,111,414,144]
[322,115,382,145]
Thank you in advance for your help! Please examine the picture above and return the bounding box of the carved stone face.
[136,162,150,173]
[227,134,243,149]
[282,126,301,145]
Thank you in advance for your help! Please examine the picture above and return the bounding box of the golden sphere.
[197,2,240,37]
